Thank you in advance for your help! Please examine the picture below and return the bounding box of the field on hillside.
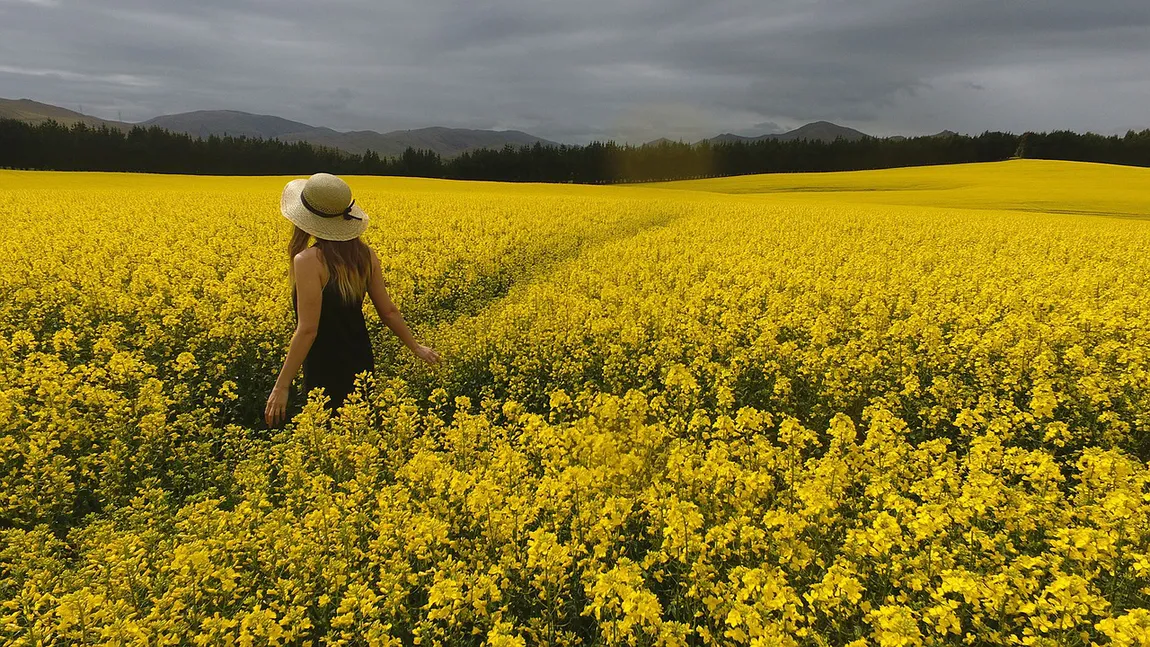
[2,160,1149,646]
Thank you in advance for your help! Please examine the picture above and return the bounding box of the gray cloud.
[1,0,1147,143]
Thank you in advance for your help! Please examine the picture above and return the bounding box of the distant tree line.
[3,118,1150,183]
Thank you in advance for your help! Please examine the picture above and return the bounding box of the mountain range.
[137,110,556,157]
[0,98,557,158]
[2,97,927,157]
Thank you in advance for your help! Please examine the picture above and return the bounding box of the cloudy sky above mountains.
[1,0,1147,143]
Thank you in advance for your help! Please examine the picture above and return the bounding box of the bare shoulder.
[293,247,327,286]
[293,246,322,268]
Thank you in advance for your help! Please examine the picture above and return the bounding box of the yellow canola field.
[1,159,1149,646]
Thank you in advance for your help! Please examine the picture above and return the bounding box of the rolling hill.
[140,110,321,140]
[708,120,870,144]
[0,98,130,131]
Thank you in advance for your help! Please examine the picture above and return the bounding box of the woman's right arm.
[367,248,441,366]
[265,252,323,426]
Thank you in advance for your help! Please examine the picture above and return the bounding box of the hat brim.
[280,179,369,242]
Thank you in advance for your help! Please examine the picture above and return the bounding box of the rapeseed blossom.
[1,160,1148,645]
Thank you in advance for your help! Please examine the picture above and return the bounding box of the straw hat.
[280,173,369,241]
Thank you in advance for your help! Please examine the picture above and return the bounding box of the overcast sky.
[1,0,1148,143]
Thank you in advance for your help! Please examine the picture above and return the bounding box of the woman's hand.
[413,344,441,366]
[265,385,290,427]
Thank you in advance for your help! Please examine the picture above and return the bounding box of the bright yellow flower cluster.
[1,160,1148,645]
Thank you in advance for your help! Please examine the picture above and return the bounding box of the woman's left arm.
[265,253,323,427]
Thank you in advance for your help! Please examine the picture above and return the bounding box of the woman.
[265,172,440,427]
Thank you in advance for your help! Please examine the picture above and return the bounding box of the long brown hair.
[289,225,371,303]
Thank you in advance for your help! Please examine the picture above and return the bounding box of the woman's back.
[291,251,374,408]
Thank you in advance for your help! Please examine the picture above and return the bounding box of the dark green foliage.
[3,118,1149,182]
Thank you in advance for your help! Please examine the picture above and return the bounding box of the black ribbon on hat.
[300,193,362,220]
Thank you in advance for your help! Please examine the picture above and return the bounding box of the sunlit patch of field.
[650,159,1150,219]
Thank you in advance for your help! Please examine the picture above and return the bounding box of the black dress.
[292,279,374,410]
